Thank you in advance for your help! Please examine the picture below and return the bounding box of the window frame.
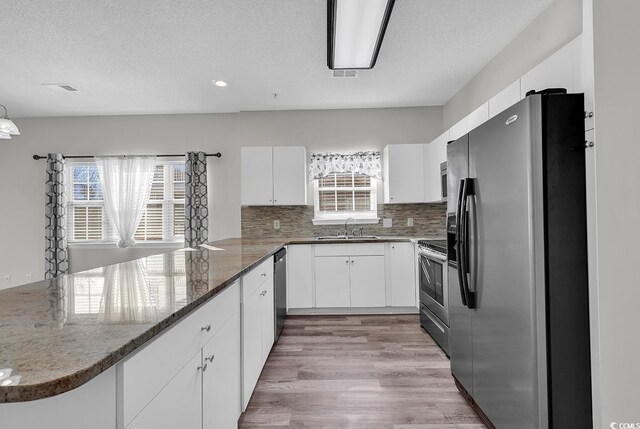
[312,172,379,225]
[66,160,187,246]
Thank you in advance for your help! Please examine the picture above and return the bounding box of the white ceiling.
[1,0,553,118]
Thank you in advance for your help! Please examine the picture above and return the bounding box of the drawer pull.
[261,273,267,277]
[197,363,208,372]
[205,354,215,363]
[201,324,211,332]
[260,290,267,296]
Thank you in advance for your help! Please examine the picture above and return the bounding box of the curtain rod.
[32,152,222,160]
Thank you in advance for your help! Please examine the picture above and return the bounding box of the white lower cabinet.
[287,244,314,309]
[203,311,241,429]
[388,243,417,307]
[349,256,386,307]
[121,282,242,429]
[241,259,275,410]
[315,256,351,307]
[126,352,203,429]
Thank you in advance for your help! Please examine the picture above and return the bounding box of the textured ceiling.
[0,0,553,117]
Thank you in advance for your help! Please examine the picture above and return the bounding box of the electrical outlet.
[274,220,280,229]
[383,218,392,228]
[3,274,10,283]
[407,218,414,227]
[26,274,32,283]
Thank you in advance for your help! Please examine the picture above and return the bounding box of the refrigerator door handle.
[456,179,469,307]
[460,178,477,309]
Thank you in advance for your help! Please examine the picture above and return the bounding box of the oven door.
[418,249,449,325]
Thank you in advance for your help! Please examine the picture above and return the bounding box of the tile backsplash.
[241,203,447,239]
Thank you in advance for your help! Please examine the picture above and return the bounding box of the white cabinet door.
[202,311,241,429]
[520,39,576,98]
[242,286,262,410]
[349,256,386,307]
[466,102,489,132]
[126,352,202,429]
[315,256,351,307]
[388,243,416,307]
[449,117,468,141]
[241,147,274,206]
[273,146,307,205]
[383,144,425,203]
[287,245,314,309]
[489,79,522,119]
[260,273,275,364]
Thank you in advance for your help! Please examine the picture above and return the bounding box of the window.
[313,172,378,224]
[67,161,186,244]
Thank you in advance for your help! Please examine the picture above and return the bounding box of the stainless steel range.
[417,239,449,355]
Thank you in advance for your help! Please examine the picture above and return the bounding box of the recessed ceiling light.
[213,80,228,87]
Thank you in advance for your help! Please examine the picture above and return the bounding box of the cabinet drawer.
[119,282,240,428]
[314,243,385,257]
[242,257,273,301]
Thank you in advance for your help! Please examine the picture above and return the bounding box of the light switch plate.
[274,220,280,229]
[383,218,392,228]
[407,218,414,227]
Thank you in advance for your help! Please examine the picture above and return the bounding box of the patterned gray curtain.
[45,153,69,279]
[184,152,209,247]
[185,152,210,297]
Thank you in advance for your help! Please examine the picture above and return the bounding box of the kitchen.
[0,0,638,428]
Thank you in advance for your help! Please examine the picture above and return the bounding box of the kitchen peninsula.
[0,236,423,429]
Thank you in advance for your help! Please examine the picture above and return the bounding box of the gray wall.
[443,0,583,129]
[592,0,640,425]
[0,106,442,288]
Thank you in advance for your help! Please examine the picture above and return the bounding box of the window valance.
[309,151,381,181]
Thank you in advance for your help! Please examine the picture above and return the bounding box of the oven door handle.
[418,250,447,262]
[455,179,468,307]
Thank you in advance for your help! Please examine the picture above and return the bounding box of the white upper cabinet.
[383,144,425,204]
[489,79,522,119]
[424,130,448,203]
[241,147,274,206]
[273,146,308,205]
[466,102,489,133]
[449,117,468,141]
[520,38,577,98]
[241,146,307,206]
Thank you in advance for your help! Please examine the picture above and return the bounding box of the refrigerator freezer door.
[448,264,473,394]
[447,135,474,394]
[468,97,543,429]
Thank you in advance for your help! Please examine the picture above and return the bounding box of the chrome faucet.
[344,217,356,236]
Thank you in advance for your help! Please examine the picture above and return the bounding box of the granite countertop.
[0,236,433,403]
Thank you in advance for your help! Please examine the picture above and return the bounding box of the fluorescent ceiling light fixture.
[213,80,228,87]
[327,0,395,70]
[0,104,20,139]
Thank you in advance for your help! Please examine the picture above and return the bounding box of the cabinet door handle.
[345,259,349,263]
[201,324,211,332]
[197,363,208,372]
[261,273,267,277]
[205,354,215,363]
[260,290,267,296]
[351,259,354,264]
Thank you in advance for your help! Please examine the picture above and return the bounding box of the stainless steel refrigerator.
[447,91,592,429]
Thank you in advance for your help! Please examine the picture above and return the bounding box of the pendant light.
[327,0,396,70]
[0,105,20,139]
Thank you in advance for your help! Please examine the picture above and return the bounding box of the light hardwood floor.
[239,315,486,429]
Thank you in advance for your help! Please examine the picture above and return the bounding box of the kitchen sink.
[315,235,380,240]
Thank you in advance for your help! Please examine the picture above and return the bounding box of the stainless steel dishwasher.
[274,248,287,341]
